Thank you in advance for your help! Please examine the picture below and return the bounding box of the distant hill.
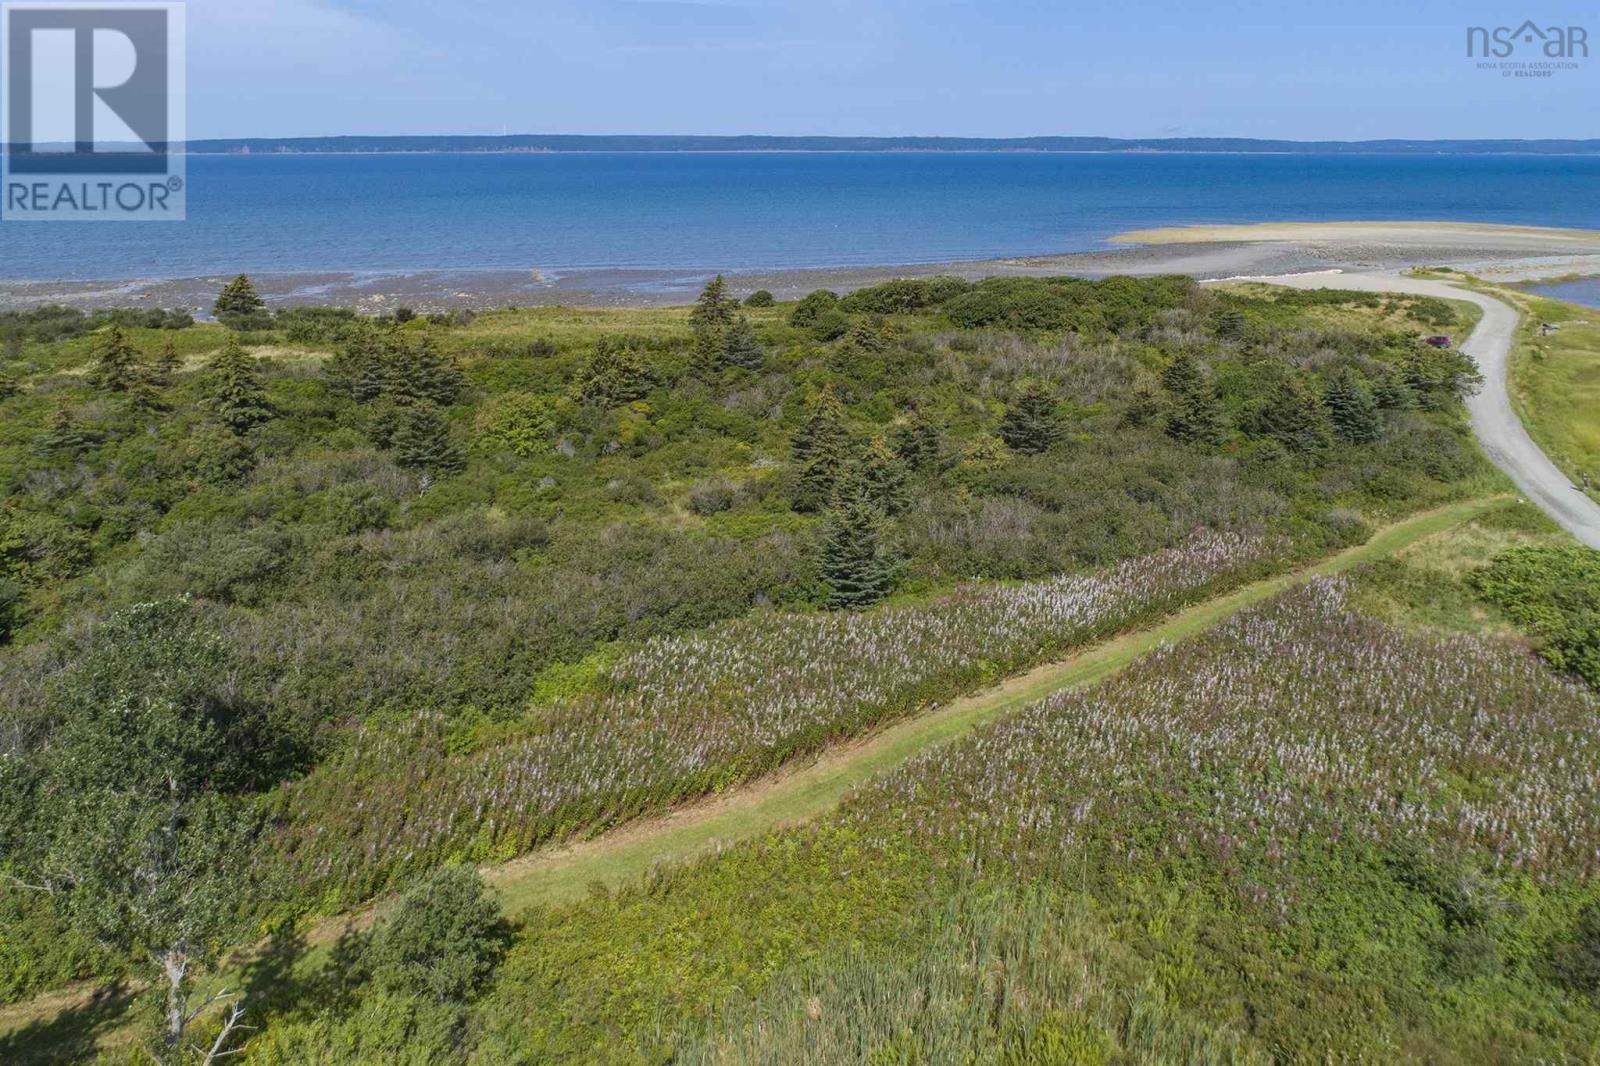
[182,134,1600,155]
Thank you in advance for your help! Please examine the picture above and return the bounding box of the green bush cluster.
[1472,544,1600,686]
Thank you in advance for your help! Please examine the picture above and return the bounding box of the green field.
[1498,283,1600,502]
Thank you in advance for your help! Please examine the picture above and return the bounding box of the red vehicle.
[1425,335,1452,348]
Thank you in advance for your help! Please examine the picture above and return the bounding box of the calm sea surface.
[1522,277,1600,309]
[4,152,1600,281]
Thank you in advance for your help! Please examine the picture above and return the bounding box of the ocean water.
[4,151,1600,281]
[1522,277,1600,309]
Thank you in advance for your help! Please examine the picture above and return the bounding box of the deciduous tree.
[23,602,271,1062]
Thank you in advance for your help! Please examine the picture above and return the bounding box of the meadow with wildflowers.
[262,528,1273,903]
[449,580,1600,1064]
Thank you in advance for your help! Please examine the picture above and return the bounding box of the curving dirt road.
[1227,272,1600,549]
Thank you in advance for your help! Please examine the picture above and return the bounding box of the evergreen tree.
[86,326,140,392]
[1324,370,1381,443]
[1123,378,1163,427]
[36,404,100,456]
[326,327,384,400]
[389,338,464,407]
[891,407,943,472]
[998,380,1064,454]
[846,317,890,353]
[202,338,274,435]
[818,494,895,609]
[352,334,392,403]
[790,388,852,512]
[213,274,268,329]
[691,275,738,371]
[148,337,182,388]
[723,315,766,370]
[690,274,737,336]
[574,337,652,405]
[393,403,464,473]
[1160,351,1226,446]
[1372,366,1415,410]
[1252,376,1329,454]
[186,422,257,483]
[846,436,911,514]
[1214,307,1248,341]
[126,377,168,416]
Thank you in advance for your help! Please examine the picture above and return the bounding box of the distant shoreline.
[180,149,1600,159]
[174,134,1600,156]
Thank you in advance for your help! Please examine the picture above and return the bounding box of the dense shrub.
[840,276,972,313]
[1472,545,1600,687]
[944,275,1194,333]
[366,866,507,1003]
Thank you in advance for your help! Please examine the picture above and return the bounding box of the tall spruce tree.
[86,327,140,393]
[847,435,911,514]
[1160,350,1226,446]
[723,315,766,370]
[1253,376,1329,454]
[1324,370,1381,443]
[790,388,852,512]
[213,274,267,329]
[202,338,274,435]
[393,403,464,473]
[36,404,100,457]
[148,337,182,388]
[691,275,738,372]
[389,339,464,407]
[326,327,384,400]
[891,407,943,472]
[819,493,895,609]
[998,380,1064,455]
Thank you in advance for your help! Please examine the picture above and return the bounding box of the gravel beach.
[5,221,1600,313]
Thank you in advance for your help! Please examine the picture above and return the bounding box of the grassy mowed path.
[0,494,1511,1057]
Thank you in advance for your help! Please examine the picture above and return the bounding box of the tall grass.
[848,577,1600,886]
[261,531,1276,904]
[674,888,1269,1066]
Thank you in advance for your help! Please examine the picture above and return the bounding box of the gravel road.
[1230,272,1600,549]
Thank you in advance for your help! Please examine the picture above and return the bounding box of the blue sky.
[189,0,1600,139]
